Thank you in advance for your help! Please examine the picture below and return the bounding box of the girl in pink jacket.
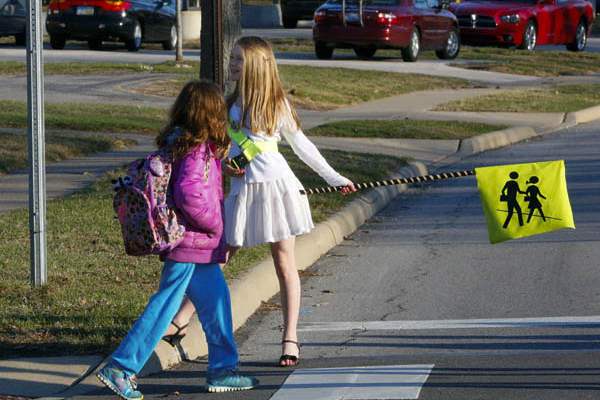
[96,81,257,400]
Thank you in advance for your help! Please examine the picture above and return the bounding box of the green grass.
[0,101,167,134]
[307,119,505,139]
[268,37,600,78]
[0,148,405,357]
[0,60,199,76]
[450,47,600,77]
[435,84,600,113]
[134,65,470,110]
[0,131,134,174]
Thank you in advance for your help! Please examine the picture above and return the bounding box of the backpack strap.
[227,124,278,163]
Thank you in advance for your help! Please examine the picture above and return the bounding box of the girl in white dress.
[224,36,356,366]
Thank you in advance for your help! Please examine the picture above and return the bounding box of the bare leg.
[271,237,300,366]
[164,297,195,336]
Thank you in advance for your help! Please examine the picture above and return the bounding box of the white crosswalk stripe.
[298,316,600,332]
[269,364,434,400]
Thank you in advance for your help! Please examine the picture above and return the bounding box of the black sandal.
[279,339,301,367]
[162,321,188,346]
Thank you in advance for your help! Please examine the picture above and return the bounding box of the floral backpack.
[113,149,185,256]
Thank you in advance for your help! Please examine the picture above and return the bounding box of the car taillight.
[104,0,131,11]
[377,12,398,25]
[48,0,66,12]
[314,10,327,23]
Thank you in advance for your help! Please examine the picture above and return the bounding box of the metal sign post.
[26,0,47,287]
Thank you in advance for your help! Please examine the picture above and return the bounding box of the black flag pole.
[300,169,475,195]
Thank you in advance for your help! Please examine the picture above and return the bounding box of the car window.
[556,0,568,4]
[413,0,429,8]
[0,0,24,16]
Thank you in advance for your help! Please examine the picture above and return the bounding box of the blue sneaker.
[206,369,259,393]
[96,364,143,400]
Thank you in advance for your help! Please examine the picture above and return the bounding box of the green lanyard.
[227,124,278,163]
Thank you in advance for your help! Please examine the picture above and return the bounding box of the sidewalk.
[2,93,600,398]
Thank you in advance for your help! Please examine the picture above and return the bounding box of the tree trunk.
[200,0,240,93]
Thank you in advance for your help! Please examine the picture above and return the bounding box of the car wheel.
[315,41,333,60]
[15,32,25,46]
[126,20,142,52]
[283,16,298,28]
[435,29,460,60]
[163,24,177,50]
[88,38,102,50]
[518,21,536,51]
[567,20,587,52]
[353,46,376,60]
[401,28,420,62]
[49,35,66,50]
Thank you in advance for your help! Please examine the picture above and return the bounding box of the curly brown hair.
[157,80,230,160]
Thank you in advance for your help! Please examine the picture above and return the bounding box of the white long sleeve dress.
[224,102,352,248]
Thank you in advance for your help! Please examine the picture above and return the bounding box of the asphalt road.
[73,121,600,399]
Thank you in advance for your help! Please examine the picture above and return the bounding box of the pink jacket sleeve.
[172,148,223,235]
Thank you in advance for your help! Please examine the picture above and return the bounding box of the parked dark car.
[0,0,26,46]
[313,0,460,61]
[450,0,595,51]
[280,0,323,27]
[46,0,177,51]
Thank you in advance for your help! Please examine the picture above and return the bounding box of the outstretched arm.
[279,106,354,191]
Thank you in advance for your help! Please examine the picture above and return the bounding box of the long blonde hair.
[227,36,300,135]
[157,80,230,160]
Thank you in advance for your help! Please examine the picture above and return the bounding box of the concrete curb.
[456,126,538,157]
[564,104,600,126]
[141,161,428,375]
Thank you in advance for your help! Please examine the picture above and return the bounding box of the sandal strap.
[171,321,189,335]
[282,339,301,348]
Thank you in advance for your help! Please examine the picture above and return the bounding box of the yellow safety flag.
[475,160,575,244]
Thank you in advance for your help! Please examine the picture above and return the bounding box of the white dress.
[224,103,351,247]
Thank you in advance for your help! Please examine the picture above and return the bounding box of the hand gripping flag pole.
[299,169,475,195]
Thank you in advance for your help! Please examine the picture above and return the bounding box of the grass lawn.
[0,131,134,174]
[0,148,406,358]
[435,84,600,113]
[268,37,600,78]
[450,47,600,77]
[307,119,505,139]
[133,65,469,110]
[0,100,167,134]
[0,60,199,76]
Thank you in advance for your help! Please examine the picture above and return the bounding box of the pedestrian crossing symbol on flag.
[475,160,575,244]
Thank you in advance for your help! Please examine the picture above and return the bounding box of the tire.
[282,16,298,28]
[49,35,66,50]
[518,20,536,51]
[435,29,460,60]
[315,41,333,59]
[353,46,377,60]
[88,38,102,50]
[15,32,25,46]
[126,20,142,52]
[401,28,420,62]
[566,20,587,52]
[162,24,177,50]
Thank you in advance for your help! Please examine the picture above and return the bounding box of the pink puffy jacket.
[164,141,227,264]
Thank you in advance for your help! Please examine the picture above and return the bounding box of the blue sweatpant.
[110,261,239,376]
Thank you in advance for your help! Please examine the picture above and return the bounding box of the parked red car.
[313,0,461,61]
[450,0,595,51]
